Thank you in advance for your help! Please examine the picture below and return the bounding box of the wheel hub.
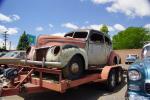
[70,63,79,74]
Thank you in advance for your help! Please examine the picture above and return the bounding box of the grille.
[36,48,49,61]
[145,83,150,94]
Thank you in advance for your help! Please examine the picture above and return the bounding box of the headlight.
[51,46,61,56]
[128,70,141,81]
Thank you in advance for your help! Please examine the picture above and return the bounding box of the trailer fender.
[101,66,120,80]
[107,51,121,65]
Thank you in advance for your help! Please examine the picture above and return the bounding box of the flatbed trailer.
[0,64,123,97]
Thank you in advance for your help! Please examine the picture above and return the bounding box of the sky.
[0,0,150,49]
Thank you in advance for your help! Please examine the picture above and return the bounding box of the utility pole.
[2,31,9,50]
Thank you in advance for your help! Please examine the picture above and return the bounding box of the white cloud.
[114,24,125,31]
[49,24,53,28]
[0,25,18,35]
[91,0,114,4]
[107,0,150,17]
[90,0,150,17]
[11,14,20,21]
[35,26,43,31]
[51,32,65,36]
[82,24,115,32]
[0,13,20,22]
[62,23,79,30]
[144,24,150,29]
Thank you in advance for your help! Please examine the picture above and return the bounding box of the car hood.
[128,57,150,79]
[36,35,86,48]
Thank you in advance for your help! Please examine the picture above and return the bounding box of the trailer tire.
[116,68,123,85]
[106,70,116,91]
[63,55,84,80]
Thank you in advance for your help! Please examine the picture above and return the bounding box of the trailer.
[0,64,123,97]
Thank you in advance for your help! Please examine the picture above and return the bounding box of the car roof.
[143,43,150,48]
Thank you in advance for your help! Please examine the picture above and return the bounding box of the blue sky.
[0,0,150,49]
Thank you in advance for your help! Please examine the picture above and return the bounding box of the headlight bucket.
[51,46,61,56]
[128,70,141,81]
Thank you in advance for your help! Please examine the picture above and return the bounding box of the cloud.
[62,23,79,30]
[144,24,150,29]
[11,14,20,21]
[114,24,125,31]
[0,25,18,35]
[91,0,114,4]
[0,13,20,22]
[91,0,150,17]
[81,24,115,32]
[51,32,65,36]
[49,24,54,28]
[35,26,43,31]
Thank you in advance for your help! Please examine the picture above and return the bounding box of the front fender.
[60,48,88,69]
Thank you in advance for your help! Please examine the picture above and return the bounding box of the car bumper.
[127,92,150,100]
[20,60,62,68]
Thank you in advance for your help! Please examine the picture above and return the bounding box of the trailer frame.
[0,64,123,97]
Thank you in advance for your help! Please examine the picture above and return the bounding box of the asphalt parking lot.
[0,64,128,100]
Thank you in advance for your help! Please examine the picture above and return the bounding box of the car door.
[88,31,106,65]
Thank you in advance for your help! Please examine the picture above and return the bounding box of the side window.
[19,52,25,59]
[105,36,112,45]
[90,33,104,43]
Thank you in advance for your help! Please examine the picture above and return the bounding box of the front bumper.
[20,60,62,68]
[127,92,150,100]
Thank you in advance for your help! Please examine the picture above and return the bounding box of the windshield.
[143,45,150,58]
[64,32,88,39]
[2,52,19,57]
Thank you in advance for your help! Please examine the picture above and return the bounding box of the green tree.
[112,27,150,49]
[100,25,109,34]
[17,31,30,50]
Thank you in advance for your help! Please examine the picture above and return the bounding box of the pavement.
[0,64,129,100]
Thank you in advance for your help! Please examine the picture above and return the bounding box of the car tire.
[106,70,116,91]
[63,55,84,80]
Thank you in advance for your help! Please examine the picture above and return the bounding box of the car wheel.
[63,55,84,80]
[106,70,116,91]
[116,68,123,85]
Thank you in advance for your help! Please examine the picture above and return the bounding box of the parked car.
[0,52,7,57]
[0,51,26,65]
[24,29,121,80]
[125,54,139,64]
[127,43,150,99]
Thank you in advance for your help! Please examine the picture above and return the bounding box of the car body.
[127,43,150,99]
[125,54,139,64]
[24,29,120,79]
[0,51,26,65]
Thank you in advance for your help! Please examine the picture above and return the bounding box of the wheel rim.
[118,71,122,82]
[111,74,116,87]
[70,63,79,74]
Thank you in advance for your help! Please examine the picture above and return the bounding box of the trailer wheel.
[107,70,116,91]
[116,68,123,85]
[63,55,84,80]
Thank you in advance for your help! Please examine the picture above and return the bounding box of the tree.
[100,25,109,34]
[17,31,30,50]
[112,27,150,49]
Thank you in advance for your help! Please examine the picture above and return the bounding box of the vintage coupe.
[127,43,150,99]
[125,54,139,64]
[24,29,121,80]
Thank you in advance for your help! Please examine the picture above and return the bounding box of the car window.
[19,52,26,59]
[64,32,74,37]
[90,33,104,43]
[105,36,112,45]
[73,32,88,38]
